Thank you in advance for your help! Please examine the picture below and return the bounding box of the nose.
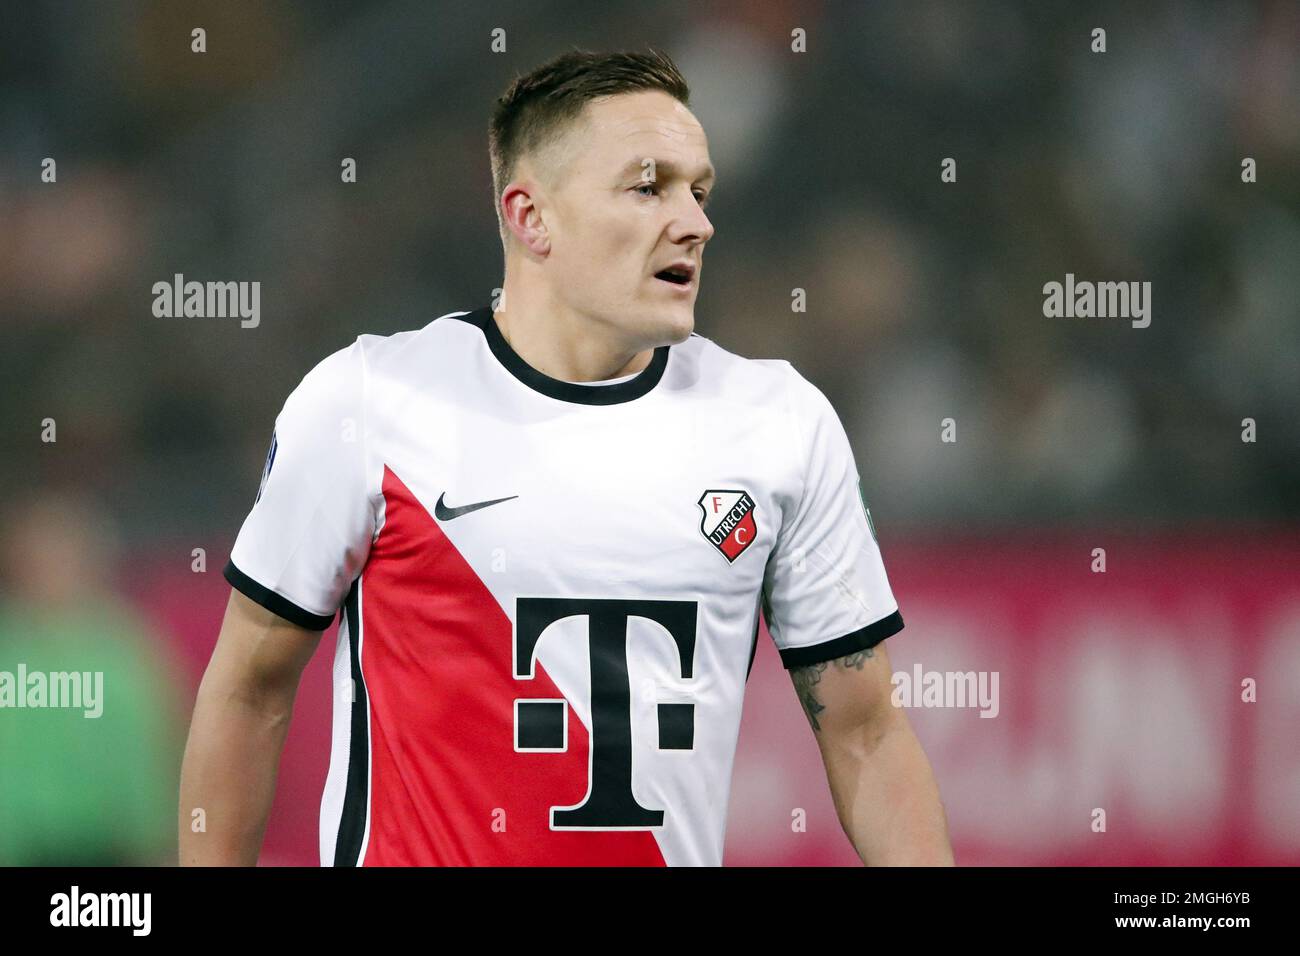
[668,190,714,247]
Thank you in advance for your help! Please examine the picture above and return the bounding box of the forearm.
[820,713,954,865]
[178,674,296,865]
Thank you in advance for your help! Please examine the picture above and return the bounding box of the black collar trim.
[450,306,670,406]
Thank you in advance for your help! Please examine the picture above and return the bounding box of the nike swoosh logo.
[434,492,518,521]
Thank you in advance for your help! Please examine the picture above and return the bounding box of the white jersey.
[224,305,904,866]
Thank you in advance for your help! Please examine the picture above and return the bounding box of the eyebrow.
[618,157,716,187]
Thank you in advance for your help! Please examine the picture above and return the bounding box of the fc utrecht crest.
[697,489,757,563]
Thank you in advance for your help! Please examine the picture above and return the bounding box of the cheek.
[589,225,643,273]
[559,198,653,277]
[601,213,643,250]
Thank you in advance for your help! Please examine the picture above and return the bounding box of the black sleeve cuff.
[223,559,336,631]
[778,610,904,669]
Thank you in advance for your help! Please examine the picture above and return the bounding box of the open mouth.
[654,267,694,287]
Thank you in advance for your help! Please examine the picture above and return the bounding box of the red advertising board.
[141,529,1300,865]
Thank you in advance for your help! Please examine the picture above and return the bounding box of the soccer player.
[179,49,953,867]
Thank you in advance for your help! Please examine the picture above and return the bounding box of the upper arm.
[224,336,375,629]
[202,588,323,701]
[789,639,899,741]
[763,365,905,722]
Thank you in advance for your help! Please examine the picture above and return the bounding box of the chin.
[617,300,694,347]
[656,304,695,344]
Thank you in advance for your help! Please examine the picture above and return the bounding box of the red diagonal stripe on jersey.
[358,465,666,865]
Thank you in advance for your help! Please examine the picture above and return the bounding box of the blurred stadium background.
[1,1,1297,865]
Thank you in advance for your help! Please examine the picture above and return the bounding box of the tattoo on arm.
[790,646,875,733]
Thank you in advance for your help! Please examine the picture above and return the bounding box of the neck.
[494,277,654,383]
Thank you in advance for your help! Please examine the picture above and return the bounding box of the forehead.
[576,90,711,170]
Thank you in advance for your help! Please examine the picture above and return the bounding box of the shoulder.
[678,331,838,428]
[350,308,483,382]
[675,330,801,403]
[295,308,475,394]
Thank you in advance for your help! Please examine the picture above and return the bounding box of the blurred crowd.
[2,1,1296,542]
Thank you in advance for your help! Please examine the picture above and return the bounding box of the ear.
[500,181,550,257]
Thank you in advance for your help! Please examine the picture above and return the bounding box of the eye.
[633,182,711,208]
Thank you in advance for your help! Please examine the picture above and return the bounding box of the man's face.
[527,90,715,347]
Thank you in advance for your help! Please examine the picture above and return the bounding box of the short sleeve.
[762,367,903,668]
[224,338,375,630]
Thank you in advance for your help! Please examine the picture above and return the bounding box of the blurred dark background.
[1,1,1296,865]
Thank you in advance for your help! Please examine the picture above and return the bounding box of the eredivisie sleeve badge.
[254,430,278,505]
[697,489,757,563]
[857,477,878,542]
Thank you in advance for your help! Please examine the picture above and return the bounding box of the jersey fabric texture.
[224,305,904,866]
